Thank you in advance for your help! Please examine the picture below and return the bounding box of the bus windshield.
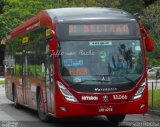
[58,40,143,86]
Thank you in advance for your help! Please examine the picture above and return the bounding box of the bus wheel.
[13,87,21,109]
[37,91,50,122]
[107,115,125,123]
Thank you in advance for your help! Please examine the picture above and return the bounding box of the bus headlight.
[57,81,78,102]
[132,80,146,100]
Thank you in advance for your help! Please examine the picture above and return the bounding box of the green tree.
[122,0,145,14]
[0,0,105,41]
[0,0,68,40]
[0,0,6,13]
[142,1,160,65]
[104,0,145,14]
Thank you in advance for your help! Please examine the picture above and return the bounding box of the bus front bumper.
[55,96,148,118]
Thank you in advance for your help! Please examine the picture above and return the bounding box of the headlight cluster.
[57,81,78,102]
[132,80,146,100]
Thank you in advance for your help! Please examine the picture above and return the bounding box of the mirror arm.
[140,28,148,37]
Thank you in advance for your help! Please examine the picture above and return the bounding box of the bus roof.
[46,7,136,23]
[7,7,137,40]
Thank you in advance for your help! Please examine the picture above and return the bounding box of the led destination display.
[69,24,130,36]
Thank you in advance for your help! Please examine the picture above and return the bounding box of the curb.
[148,109,160,116]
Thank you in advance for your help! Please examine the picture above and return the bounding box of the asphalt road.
[0,86,160,127]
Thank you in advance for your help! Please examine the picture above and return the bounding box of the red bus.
[4,8,152,123]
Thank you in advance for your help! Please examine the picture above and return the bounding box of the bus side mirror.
[145,36,153,52]
[140,28,153,52]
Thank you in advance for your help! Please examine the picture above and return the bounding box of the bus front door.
[22,53,29,105]
[45,52,55,113]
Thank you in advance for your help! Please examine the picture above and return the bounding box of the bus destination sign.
[69,24,130,36]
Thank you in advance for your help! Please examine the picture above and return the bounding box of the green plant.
[148,89,160,110]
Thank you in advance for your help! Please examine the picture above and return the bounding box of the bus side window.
[12,37,23,76]
[35,28,46,80]
[5,39,21,76]
[28,52,36,76]
[50,54,54,83]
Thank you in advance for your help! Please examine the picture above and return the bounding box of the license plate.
[98,106,113,112]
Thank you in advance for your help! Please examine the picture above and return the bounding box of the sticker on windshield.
[135,46,141,51]
[73,60,83,66]
[69,67,88,75]
[99,51,107,62]
[89,41,112,46]
[64,59,72,67]
[64,59,84,67]
[99,51,107,59]
[73,77,82,83]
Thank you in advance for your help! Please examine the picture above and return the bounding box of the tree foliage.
[0,0,6,13]
[122,0,145,14]
[142,1,160,65]
[0,0,103,40]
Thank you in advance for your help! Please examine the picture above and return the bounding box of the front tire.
[107,115,126,123]
[37,91,50,122]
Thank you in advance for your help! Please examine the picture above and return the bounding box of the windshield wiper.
[120,75,136,84]
[70,79,111,88]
